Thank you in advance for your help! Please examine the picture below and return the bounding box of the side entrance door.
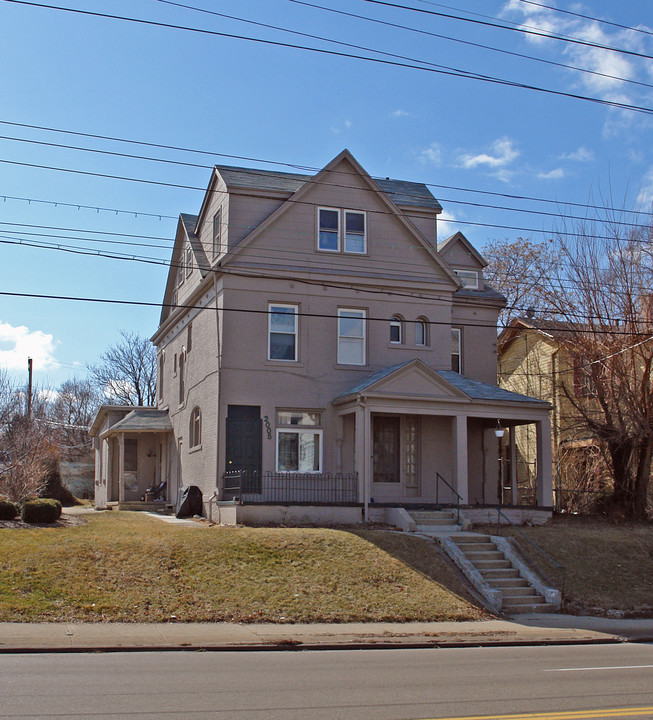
[225,405,262,494]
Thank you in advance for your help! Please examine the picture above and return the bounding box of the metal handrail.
[436,472,463,524]
[496,506,566,601]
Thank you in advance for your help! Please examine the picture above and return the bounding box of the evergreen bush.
[0,498,19,520]
[21,498,62,524]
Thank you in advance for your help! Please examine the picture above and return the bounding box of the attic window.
[212,210,222,257]
[185,245,193,278]
[318,208,366,254]
[454,269,479,290]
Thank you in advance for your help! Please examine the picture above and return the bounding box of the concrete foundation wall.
[462,507,552,526]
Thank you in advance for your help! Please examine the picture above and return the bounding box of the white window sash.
[268,304,298,361]
[338,309,366,365]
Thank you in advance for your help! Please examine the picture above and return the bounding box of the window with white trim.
[185,244,193,278]
[317,208,366,254]
[338,309,366,365]
[390,316,402,344]
[268,304,298,361]
[454,269,479,289]
[178,352,185,405]
[189,406,201,448]
[212,210,222,257]
[158,353,164,401]
[276,410,322,473]
[451,328,462,373]
[415,319,427,346]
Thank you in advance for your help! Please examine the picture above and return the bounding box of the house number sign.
[263,415,272,440]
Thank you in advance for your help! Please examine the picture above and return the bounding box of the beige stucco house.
[91,150,552,523]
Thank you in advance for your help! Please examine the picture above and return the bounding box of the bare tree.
[544,218,653,520]
[51,377,102,461]
[88,330,157,406]
[482,237,559,329]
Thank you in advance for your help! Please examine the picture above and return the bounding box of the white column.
[536,419,553,506]
[452,415,468,504]
[509,427,518,505]
[363,406,372,523]
[118,434,125,504]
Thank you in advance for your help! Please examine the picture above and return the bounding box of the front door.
[373,416,400,484]
[225,405,262,493]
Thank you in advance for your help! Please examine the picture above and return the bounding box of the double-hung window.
[338,309,366,365]
[185,244,193,278]
[454,269,479,289]
[268,304,298,361]
[451,328,462,373]
[276,410,322,473]
[189,407,201,448]
[318,208,366,254]
[390,317,402,344]
[212,210,222,258]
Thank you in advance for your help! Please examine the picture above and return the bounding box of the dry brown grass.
[0,512,486,623]
[477,516,653,615]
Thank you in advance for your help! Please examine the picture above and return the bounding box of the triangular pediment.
[217,150,460,288]
[336,360,470,402]
[438,231,487,269]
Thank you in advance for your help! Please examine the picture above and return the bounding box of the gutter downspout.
[214,273,223,500]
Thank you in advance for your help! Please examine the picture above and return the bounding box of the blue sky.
[0,0,652,389]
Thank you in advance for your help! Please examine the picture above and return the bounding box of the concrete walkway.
[1,615,652,653]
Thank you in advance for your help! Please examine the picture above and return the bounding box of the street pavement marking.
[545,666,653,673]
[422,707,653,720]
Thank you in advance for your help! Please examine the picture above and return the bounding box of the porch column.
[118,433,125,504]
[535,419,553,506]
[452,415,468,504]
[354,405,366,507]
[509,427,518,505]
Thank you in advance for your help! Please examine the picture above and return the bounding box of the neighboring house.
[498,316,609,511]
[91,150,552,523]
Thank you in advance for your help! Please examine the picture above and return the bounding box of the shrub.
[0,498,19,520]
[21,498,62,524]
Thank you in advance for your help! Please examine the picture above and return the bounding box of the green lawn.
[0,512,486,623]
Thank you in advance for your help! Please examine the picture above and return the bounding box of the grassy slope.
[0,513,485,623]
[481,517,653,613]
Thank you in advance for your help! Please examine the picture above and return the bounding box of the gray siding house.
[91,150,552,523]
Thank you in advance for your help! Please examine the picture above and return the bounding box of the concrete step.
[455,542,498,553]
[485,577,530,589]
[411,511,456,519]
[502,593,545,607]
[465,550,503,562]
[415,517,460,526]
[500,586,538,598]
[480,567,521,579]
[470,559,512,570]
[507,602,557,615]
[452,534,491,544]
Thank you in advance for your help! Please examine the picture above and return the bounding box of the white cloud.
[419,143,442,165]
[437,210,458,238]
[0,321,58,372]
[636,169,653,209]
[460,137,520,169]
[391,109,411,118]
[560,146,594,162]
[538,168,565,180]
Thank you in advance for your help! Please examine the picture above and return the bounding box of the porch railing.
[222,471,359,505]
[435,472,462,524]
[496,506,566,603]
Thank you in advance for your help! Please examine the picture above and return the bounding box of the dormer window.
[318,208,366,254]
[454,269,479,290]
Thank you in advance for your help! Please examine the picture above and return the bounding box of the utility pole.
[27,357,33,420]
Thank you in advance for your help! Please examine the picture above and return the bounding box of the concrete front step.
[486,577,532,589]
[471,559,512,570]
[508,602,557,615]
[480,567,521,579]
[415,517,459,526]
[455,542,498,553]
[465,550,503,561]
[452,534,491,544]
[502,594,545,607]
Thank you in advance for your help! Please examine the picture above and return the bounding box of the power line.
[285,0,653,91]
[516,0,653,40]
[3,0,652,115]
[357,0,653,62]
[3,118,653,221]
[0,193,176,219]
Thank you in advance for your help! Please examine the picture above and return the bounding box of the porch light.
[494,420,505,438]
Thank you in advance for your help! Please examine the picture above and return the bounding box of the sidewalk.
[1,615,652,652]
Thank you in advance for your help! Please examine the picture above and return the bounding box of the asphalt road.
[1,643,653,720]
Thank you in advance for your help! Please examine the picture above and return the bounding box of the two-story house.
[91,150,552,525]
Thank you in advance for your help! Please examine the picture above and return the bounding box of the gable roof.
[217,149,459,285]
[334,359,548,406]
[211,163,443,211]
[437,231,488,268]
[99,408,172,438]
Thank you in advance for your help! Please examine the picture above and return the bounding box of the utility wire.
[516,0,653,40]
[358,0,653,61]
[3,118,653,220]
[285,0,653,91]
[0,193,176,219]
[2,0,652,115]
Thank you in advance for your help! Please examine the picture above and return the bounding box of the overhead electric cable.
[0,193,176,219]
[517,0,653,39]
[285,0,653,91]
[357,0,653,61]
[2,0,652,114]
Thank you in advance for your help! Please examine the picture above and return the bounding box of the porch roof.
[334,360,550,407]
[99,408,172,438]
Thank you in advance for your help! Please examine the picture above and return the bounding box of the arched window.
[189,407,202,448]
[415,318,428,346]
[390,316,403,344]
